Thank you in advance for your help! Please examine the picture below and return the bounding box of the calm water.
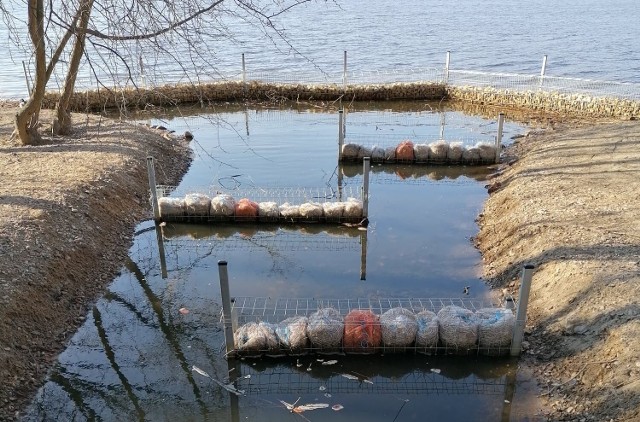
[2,0,640,98]
[24,103,545,421]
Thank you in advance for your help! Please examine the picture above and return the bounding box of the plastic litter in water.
[332,404,344,411]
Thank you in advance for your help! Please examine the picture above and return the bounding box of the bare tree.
[2,0,320,145]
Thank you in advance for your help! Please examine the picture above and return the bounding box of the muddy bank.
[0,106,192,421]
[475,120,640,421]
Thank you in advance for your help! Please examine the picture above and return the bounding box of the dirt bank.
[476,120,640,421]
[0,104,192,421]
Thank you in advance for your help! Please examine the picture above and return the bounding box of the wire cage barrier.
[146,158,371,225]
[218,263,535,359]
[224,296,517,357]
[337,111,505,165]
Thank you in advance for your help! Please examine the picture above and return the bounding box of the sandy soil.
[476,120,640,421]
[0,103,192,421]
[0,100,638,421]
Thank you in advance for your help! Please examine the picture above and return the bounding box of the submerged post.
[241,53,246,83]
[511,264,535,356]
[22,61,31,94]
[338,109,345,160]
[539,55,548,88]
[343,50,348,88]
[219,261,236,356]
[146,156,161,220]
[496,112,505,163]
[444,50,451,84]
[362,157,370,219]
[360,229,368,281]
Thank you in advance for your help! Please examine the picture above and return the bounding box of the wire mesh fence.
[223,296,517,357]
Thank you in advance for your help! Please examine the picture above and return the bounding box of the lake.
[1,0,640,98]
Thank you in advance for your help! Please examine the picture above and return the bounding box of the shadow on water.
[24,104,545,420]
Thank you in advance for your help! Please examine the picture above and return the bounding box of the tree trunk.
[14,0,47,145]
[53,0,94,135]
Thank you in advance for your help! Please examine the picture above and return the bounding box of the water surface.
[24,103,542,421]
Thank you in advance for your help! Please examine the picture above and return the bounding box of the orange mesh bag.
[343,309,381,354]
[234,198,259,220]
[395,140,415,162]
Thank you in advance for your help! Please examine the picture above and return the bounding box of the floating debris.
[179,307,190,315]
[296,359,303,368]
[322,360,338,366]
[192,365,210,378]
[332,404,344,411]
[430,368,441,374]
[192,365,245,396]
[280,399,329,413]
[341,373,359,381]
[319,386,326,391]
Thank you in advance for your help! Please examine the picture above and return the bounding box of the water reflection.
[158,222,369,280]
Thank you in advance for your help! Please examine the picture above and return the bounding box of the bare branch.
[82,0,225,41]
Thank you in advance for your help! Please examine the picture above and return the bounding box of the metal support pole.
[496,112,504,163]
[146,156,161,220]
[338,109,344,161]
[539,55,547,88]
[343,50,348,88]
[22,61,31,95]
[362,157,370,219]
[439,112,446,140]
[241,53,246,83]
[444,51,451,84]
[511,264,535,356]
[218,261,236,356]
[139,55,145,88]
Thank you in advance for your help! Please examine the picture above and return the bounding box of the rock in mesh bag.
[415,310,439,348]
[475,308,515,348]
[184,193,211,216]
[437,305,478,349]
[158,197,185,217]
[307,308,344,349]
[275,316,309,353]
[210,193,236,217]
[343,309,382,353]
[380,307,418,348]
[234,321,279,353]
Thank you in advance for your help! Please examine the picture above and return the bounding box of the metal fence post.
[444,51,451,84]
[511,264,535,356]
[496,112,504,163]
[139,55,146,88]
[362,157,370,219]
[343,50,348,88]
[218,261,236,356]
[338,109,344,161]
[22,61,31,95]
[241,53,246,83]
[146,156,161,220]
[539,55,548,88]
